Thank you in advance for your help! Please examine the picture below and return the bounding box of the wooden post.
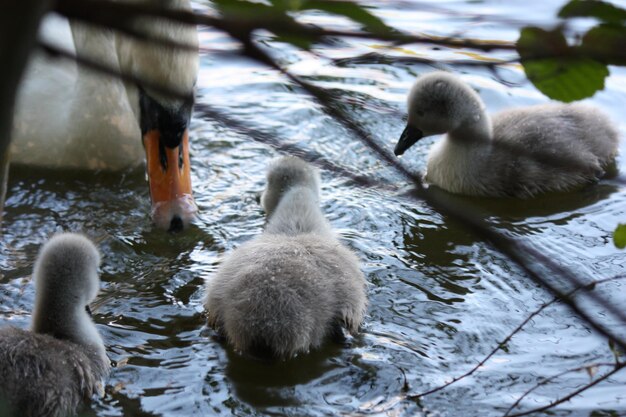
[0,0,51,226]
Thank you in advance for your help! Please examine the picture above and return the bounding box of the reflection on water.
[2,0,626,416]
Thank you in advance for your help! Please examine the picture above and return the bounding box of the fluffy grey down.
[402,71,619,197]
[204,156,367,359]
[0,234,110,417]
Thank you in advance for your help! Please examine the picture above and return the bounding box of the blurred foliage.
[559,0,626,24]
[516,27,609,102]
[210,0,626,102]
[215,0,393,33]
[212,0,394,49]
[517,0,626,102]
[614,224,626,249]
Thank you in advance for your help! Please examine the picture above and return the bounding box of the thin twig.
[504,361,618,416]
[410,275,626,399]
[505,362,626,417]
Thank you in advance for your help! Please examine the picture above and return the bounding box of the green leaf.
[521,58,608,102]
[614,224,626,249]
[269,0,305,11]
[559,0,626,24]
[582,24,626,65]
[517,27,609,102]
[517,27,573,59]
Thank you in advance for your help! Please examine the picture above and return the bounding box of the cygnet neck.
[447,103,493,145]
[32,291,105,361]
[265,186,331,236]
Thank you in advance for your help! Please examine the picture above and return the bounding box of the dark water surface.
[2,1,626,416]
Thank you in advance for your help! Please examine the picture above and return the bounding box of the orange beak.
[143,129,197,231]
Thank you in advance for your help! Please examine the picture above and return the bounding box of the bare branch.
[55,0,518,52]
[194,103,395,191]
[37,39,192,101]
[332,52,515,67]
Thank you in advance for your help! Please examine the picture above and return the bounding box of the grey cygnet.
[395,71,619,197]
[0,233,110,417]
[204,156,367,359]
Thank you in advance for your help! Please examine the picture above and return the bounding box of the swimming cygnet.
[204,156,367,359]
[0,233,110,417]
[394,71,619,198]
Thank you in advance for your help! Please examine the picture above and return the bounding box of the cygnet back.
[205,157,367,359]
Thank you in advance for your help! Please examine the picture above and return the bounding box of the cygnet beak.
[394,125,423,156]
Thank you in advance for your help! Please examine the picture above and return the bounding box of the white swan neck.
[265,187,331,236]
[70,20,119,69]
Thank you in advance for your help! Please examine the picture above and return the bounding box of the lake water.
[2,0,626,416]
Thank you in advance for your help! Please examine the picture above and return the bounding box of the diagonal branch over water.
[237,37,626,350]
[40,22,626,352]
[193,103,394,191]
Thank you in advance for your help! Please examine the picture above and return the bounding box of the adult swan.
[10,0,199,231]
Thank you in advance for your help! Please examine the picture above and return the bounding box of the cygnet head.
[33,234,101,307]
[116,0,200,232]
[31,233,103,352]
[261,156,321,217]
[394,72,487,156]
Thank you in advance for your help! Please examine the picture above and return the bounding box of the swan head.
[394,71,486,156]
[117,0,199,231]
[261,156,320,216]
